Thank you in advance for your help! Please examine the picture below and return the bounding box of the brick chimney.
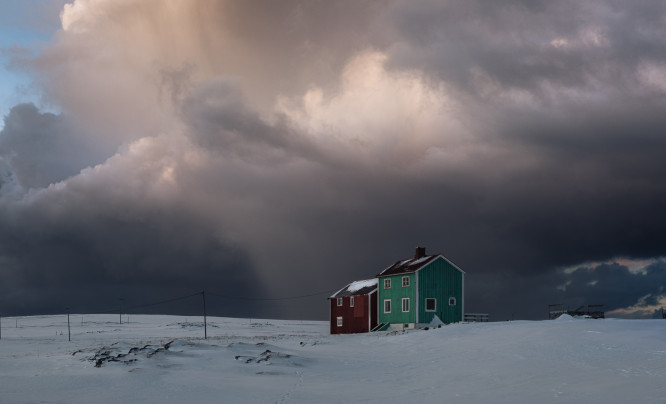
[415,247,426,259]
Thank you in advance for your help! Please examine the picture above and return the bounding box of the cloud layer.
[1,0,665,320]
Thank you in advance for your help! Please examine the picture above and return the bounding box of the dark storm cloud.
[0,103,109,189]
[386,0,666,93]
[565,261,666,311]
[1,0,665,321]
[0,168,267,317]
[180,78,323,164]
[371,1,666,269]
[465,260,666,321]
[398,251,666,320]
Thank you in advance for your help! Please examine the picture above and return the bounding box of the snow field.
[1,315,666,403]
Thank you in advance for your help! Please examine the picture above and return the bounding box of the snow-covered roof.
[377,254,465,276]
[377,255,439,276]
[330,278,378,298]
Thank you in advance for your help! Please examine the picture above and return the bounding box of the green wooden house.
[376,247,464,330]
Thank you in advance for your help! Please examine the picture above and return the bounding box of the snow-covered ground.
[1,314,666,403]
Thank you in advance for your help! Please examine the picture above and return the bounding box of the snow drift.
[1,314,665,403]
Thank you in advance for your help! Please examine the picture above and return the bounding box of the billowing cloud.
[0,0,665,320]
[0,103,108,190]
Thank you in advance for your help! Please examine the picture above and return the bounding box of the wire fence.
[0,288,337,341]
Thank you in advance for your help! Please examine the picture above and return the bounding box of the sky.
[0,0,665,321]
[0,1,68,124]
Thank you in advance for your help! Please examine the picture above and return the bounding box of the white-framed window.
[449,297,457,306]
[425,298,436,312]
[402,298,410,312]
[337,297,343,306]
[384,278,391,289]
[337,316,343,327]
[384,299,391,313]
[402,276,409,287]
[350,296,354,307]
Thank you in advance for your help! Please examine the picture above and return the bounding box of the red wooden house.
[329,278,378,334]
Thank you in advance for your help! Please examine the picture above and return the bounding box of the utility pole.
[119,299,124,325]
[202,290,207,340]
[66,308,71,342]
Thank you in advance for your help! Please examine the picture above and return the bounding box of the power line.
[124,291,203,311]
[53,291,204,317]
[207,289,336,301]
[1,287,338,319]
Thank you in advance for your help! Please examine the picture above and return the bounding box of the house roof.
[377,254,439,277]
[330,278,378,299]
[377,253,465,277]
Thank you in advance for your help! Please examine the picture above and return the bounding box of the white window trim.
[337,316,343,327]
[350,296,354,307]
[337,297,343,307]
[402,297,410,312]
[425,298,437,312]
[384,299,391,313]
[384,278,391,289]
[402,276,409,287]
[449,297,457,306]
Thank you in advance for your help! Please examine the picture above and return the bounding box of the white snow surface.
[409,255,432,267]
[345,278,378,293]
[2,315,666,403]
[429,314,444,327]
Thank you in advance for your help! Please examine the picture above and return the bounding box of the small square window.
[337,297,343,306]
[402,276,409,287]
[350,296,354,307]
[402,298,410,312]
[384,299,391,313]
[384,278,391,289]
[426,298,436,312]
[449,297,457,306]
[337,316,343,327]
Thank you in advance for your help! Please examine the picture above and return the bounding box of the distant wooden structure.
[549,303,604,319]
[464,313,489,322]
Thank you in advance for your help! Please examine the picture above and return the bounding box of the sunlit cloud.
[277,50,469,167]
[562,257,660,276]
[607,294,666,319]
